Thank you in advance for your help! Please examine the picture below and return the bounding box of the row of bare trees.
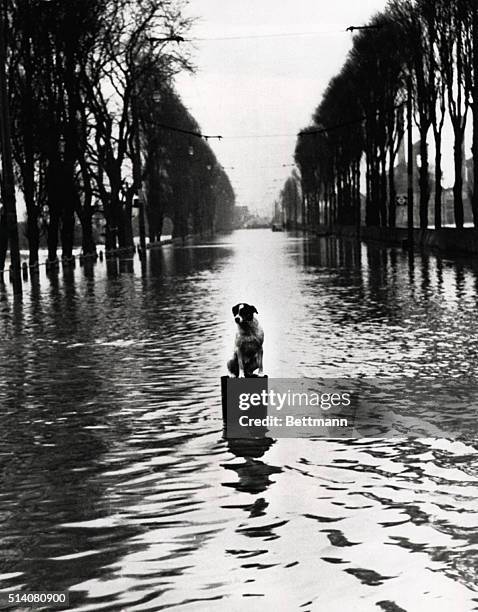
[0,0,234,270]
[293,0,478,231]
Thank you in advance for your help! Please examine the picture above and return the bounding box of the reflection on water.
[0,230,477,611]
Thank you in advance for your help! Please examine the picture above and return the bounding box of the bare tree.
[437,0,472,228]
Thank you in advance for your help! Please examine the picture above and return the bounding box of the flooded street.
[0,229,477,611]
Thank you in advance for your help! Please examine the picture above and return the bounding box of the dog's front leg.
[258,347,264,375]
[227,355,239,378]
[237,351,245,378]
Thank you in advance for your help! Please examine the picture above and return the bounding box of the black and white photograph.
[0,0,477,610]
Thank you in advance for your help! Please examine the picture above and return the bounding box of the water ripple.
[0,231,477,610]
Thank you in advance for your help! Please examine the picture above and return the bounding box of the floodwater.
[0,229,477,611]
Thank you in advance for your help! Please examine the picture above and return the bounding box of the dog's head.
[232,303,258,325]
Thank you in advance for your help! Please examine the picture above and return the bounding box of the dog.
[227,303,264,377]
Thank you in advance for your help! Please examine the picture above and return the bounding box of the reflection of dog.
[227,303,264,377]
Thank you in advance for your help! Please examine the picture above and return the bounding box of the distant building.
[244,213,271,229]
[233,206,251,229]
[394,140,429,197]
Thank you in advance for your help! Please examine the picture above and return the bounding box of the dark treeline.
[0,0,234,269]
[290,0,478,231]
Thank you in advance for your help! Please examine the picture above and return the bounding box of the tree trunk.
[388,151,396,228]
[434,131,442,229]
[368,152,380,226]
[46,159,61,262]
[472,116,478,226]
[156,213,163,242]
[301,188,306,228]
[22,137,38,267]
[0,212,7,271]
[473,4,478,226]
[106,174,121,251]
[419,128,430,229]
[451,30,465,230]
[336,169,343,224]
[77,149,96,255]
[61,168,77,260]
[25,203,39,268]
[365,153,375,226]
[61,209,75,260]
[122,194,134,249]
[453,126,464,229]
[80,213,95,255]
[47,213,60,262]
[116,202,126,248]
[355,160,361,228]
[380,149,387,226]
[22,12,38,267]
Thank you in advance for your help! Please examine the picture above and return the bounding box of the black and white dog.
[227,303,264,377]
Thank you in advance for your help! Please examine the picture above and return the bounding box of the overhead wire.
[153,24,403,184]
[152,25,363,140]
[185,29,345,42]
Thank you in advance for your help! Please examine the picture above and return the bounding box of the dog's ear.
[232,304,240,316]
[251,305,258,314]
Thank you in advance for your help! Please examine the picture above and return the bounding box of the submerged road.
[0,229,477,611]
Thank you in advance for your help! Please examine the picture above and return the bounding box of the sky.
[175,0,390,216]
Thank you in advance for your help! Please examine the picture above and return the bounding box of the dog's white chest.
[237,334,261,355]
[236,324,263,355]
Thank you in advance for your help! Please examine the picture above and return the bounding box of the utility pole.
[407,73,414,248]
[0,1,22,295]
